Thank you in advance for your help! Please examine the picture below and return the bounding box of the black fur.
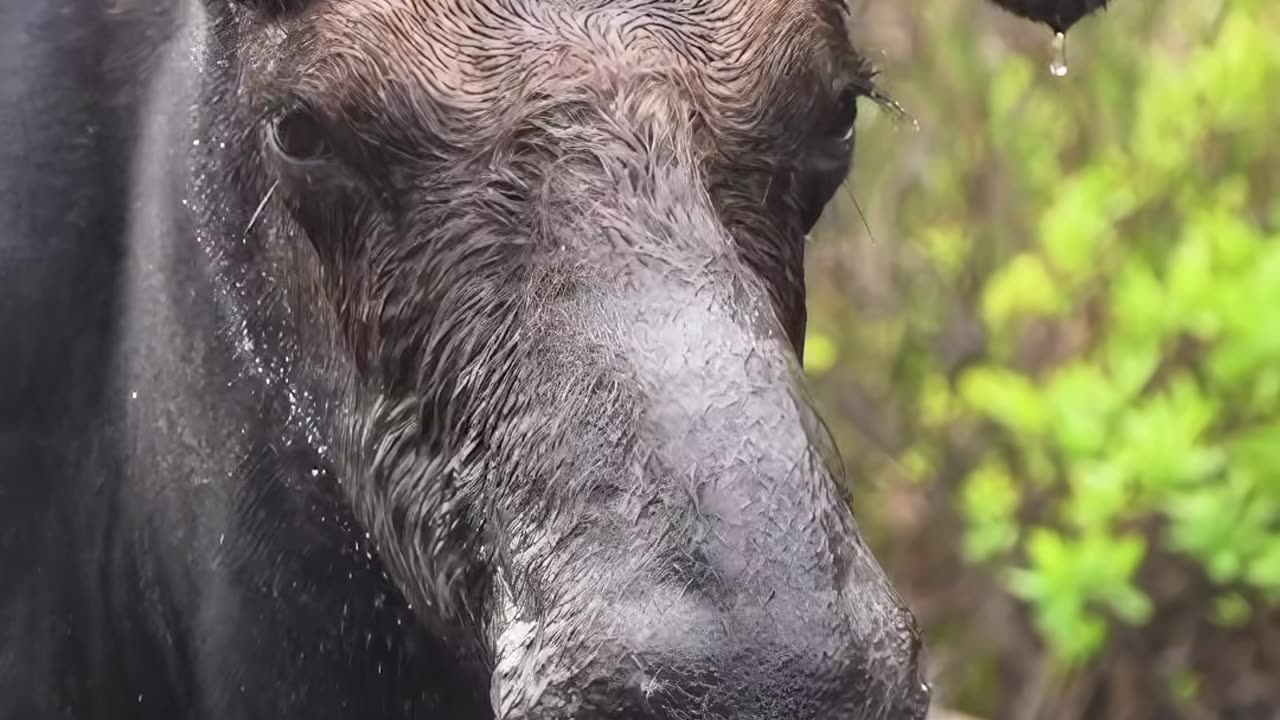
[988,0,1111,32]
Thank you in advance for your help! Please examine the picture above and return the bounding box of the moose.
[0,0,1107,718]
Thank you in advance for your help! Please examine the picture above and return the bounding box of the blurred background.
[805,0,1280,718]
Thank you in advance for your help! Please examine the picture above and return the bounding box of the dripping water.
[1050,31,1069,77]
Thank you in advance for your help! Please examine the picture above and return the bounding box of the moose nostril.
[902,636,933,720]
[909,678,933,719]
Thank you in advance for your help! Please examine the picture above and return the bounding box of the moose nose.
[502,592,930,720]
[492,284,930,720]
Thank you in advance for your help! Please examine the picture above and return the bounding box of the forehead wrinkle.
[274,0,862,164]
[300,0,848,93]
[308,6,495,107]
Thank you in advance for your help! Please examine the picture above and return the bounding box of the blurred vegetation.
[804,0,1280,717]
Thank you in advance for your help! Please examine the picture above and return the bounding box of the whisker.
[244,180,280,239]
[842,180,876,245]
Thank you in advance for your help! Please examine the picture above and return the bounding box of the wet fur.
[988,0,1110,32]
[1,0,1112,718]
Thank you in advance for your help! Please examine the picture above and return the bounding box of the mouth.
[485,586,932,720]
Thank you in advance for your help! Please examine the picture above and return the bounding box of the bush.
[805,0,1280,716]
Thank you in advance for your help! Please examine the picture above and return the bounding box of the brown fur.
[205,1,925,717]
[233,0,874,353]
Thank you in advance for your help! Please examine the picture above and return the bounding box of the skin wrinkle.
[285,0,863,122]
[206,0,926,718]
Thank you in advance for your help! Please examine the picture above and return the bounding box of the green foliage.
[1007,529,1152,663]
[950,2,1280,667]
[805,0,1280,688]
[960,462,1021,562]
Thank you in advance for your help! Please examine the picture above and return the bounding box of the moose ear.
[987,0,1110,33]
[229,0,312,17]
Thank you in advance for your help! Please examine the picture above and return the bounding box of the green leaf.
[1229,424,1280,483]
[1046,610,1107,667]
[1108,583,1154,625]
[1167,487,1238,575]
[1045,363,1120,459]
[1211,593,1252,628]
[1104,338,1160,400]
[1023,528,1072,593]
[1246,539,1280,591]
[959,366,1048,436]
[1038,162,1136,284]
[1165,232,1219,337]
[1064,463,1131,530]
[981,253,1066,330]
[1108,535,1147,578]
[919,372,959,426]
[1110,262,1173,346]
[1006,567,1044,603]
[921,225,972,279]
[1117,375,1223,493]
[960,463,1022,562]
[1170,667,1202,708]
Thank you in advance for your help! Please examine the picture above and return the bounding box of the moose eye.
[829,88,860,142]
[270,108,331,162]
[794,88,863,232]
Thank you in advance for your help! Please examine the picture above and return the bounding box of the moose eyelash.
[845,54,907,124]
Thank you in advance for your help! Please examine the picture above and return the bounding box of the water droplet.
[1049,31,1069,77]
